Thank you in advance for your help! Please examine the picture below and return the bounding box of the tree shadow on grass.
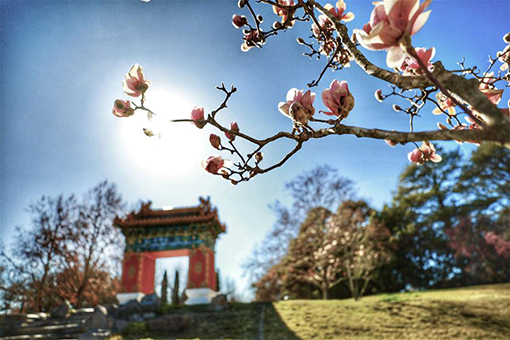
[142,302,299,340]
[374,299,510,339]
[263,303,300,340]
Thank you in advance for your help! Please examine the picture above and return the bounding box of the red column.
[121,252,156,294]
[188,247,216,290]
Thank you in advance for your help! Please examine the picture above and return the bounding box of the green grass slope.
[270,283,510,340]
[121,283,510,339]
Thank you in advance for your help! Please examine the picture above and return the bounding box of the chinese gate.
[114,197,226,304]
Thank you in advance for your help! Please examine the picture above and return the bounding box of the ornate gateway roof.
[114,197,226,252]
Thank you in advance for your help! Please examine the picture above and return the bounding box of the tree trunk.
[322,284,328,300]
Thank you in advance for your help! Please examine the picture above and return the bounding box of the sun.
[119,88,208,177]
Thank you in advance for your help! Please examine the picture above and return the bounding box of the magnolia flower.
[123,64,151,97]
[321,80,355,118]
[478,72,504,105]
[407,141,442,165]
[278,88,316,126]
[202,156,226,174]
[112,99,135,117]
[399,47,435,76]
[210,134,221,149]
[191,107,206,128]
[241,30,263,52]
[273,0,296,27]
[232,14,247,29]
[312,0,354,37]
[432,92,456,115]
[225,122,239,141]
[354,0,432,67]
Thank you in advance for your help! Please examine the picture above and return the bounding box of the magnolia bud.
[238,0,245,8]
[273,21,282,29]
[437,123,448,130]
[392,104,402,112]
[504,32,510,44]
[254,151,263,163]
[210,134,221,149]
[257,15,263,23]
[296,37,305,45]
[374,89,384,102]
[384,139,397,147]
[143,128,154,137]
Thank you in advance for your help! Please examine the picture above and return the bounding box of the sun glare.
[119,89,207,177]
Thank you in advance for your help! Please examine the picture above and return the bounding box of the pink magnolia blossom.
[273,0,296,27]
[321,80,355,119]
[241,30,263,52]
[202,156,225,174]
[399,47,435,76]
[432,92,456,115]
[112,99,135,118]
[122,64,151,97]
[354,0,432,68]
[232,14,247,29]
[407,141,442,165]
[191,107,206,128]
[312,0,355,37]
[225,122,239,141]
[478,72,504,105]
[278,88,316,126]
[210,134,221,149]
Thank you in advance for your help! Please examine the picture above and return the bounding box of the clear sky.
[1,0,509,300]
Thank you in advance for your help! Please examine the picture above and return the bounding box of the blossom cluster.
[112,64,151,118]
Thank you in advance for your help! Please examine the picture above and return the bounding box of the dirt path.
[258,304,266,340]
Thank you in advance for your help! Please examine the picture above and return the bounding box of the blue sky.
[1,0,508,299]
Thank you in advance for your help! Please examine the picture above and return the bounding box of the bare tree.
[243,165,354,282]
[61,181,125,308]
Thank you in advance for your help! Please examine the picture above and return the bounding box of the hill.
[121,283,510,339]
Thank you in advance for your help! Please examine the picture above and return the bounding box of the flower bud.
[437,123,448,130]
[273,21,282,29]
[257,15,263,23]
[112,99,135,117]
[254,151,263,163]
[374,90,384,102]
[504,32,510,44]
[210,134,221,149]
[191,107,206,129]
[232,14,247,29]
[238,0,245,8]
[392,104,402,112]
[384,139,397,147]
[143,128,154,137]
[296,37,305,45]
[225,121,240,141]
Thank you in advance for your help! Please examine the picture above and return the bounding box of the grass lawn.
[119,283,510,339]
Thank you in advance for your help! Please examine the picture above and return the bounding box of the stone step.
[0,335,79,340]
[13,323,85,336]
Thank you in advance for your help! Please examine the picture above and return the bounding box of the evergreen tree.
[161,270,168,305]
[172,270,180,305]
